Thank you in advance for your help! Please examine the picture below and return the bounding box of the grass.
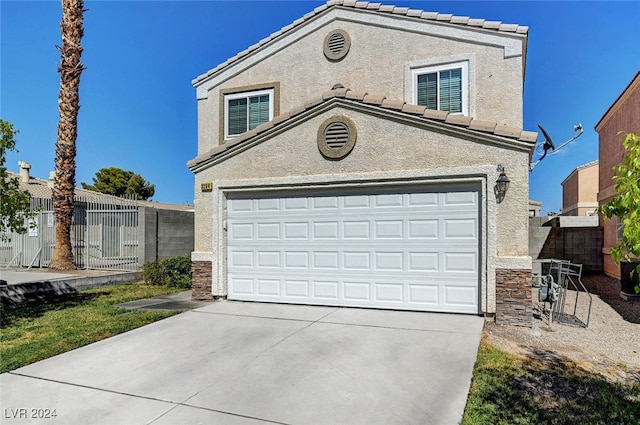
[0,283,185,374]
[461,337,640,425]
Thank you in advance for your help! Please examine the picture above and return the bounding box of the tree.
[49,0,85,270]
[81,167,155,200]
[0,120,37,241]
[598,132,640,293]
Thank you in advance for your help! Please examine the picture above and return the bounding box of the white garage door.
[227,187,479,313]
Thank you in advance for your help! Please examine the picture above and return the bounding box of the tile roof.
[594,71,640,131]
[187,86,538,171]
[192,0,528,86]
[7,172,193,211]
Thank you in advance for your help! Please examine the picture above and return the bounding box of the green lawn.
[0,283,184,373]
[461,338,640,425]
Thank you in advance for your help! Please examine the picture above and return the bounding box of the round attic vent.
[323,29,351,61]
[317,116,357,160]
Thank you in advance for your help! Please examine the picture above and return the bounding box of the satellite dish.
[538,124,555,152]
[530,123,584,171]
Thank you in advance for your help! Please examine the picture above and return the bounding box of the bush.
[142,256,191,288]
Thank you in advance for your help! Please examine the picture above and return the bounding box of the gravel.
[485,274,640,384]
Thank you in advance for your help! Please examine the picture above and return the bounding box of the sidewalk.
[0,268,142,303]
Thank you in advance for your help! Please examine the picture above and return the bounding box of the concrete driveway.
[0,301,483,425]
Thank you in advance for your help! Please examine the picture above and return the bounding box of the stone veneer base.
[495,268,532,327]
[191,261,214,301]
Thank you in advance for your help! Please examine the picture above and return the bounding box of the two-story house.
[596,71,640,282]
[561,160,599,216]
[188,1,537,326]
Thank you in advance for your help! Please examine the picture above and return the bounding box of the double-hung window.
[412,62,468,115]
[224,88,274,139]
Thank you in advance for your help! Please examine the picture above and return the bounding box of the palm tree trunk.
[49,0,84,270]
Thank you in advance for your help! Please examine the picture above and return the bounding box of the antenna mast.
[530,123,584,171]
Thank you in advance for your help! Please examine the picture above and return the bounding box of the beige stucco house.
[561,160,599,216]
[188,0,537,325]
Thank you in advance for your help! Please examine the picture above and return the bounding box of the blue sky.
[1,1,638,212]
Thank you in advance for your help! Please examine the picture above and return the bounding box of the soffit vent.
[317,116,357,160]
[323,29,351,61]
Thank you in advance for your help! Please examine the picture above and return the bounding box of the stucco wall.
[562,172,579,215]
[562,163,598,216]
[195,9,525,153]
[596,77,640,278]
[192,105,531,312]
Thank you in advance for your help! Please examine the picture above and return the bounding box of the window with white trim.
[224,88,274,139]
[616,216,625,241]
[412,62,468,115]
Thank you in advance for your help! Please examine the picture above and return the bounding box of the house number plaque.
[201,182,213,192]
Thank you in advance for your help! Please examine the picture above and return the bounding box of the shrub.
[142,256,191,288]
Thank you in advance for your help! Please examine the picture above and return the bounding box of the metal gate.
[1,195,140,271]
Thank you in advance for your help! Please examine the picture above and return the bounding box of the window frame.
[616,216,625,241]
[223,88,275,140]
[411,61,469,115]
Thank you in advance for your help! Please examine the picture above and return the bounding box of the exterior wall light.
[495,165,510,201]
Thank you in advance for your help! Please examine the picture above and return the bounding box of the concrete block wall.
[140,207,195,264]
[529,217,603,273]
[156,209,195,259]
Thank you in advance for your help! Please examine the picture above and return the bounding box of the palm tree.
[49,0,85,270]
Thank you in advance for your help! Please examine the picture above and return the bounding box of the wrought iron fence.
[1,195,140,271]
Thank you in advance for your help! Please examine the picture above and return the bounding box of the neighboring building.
[1,163,194,270]
[595,71,640,279]
[561,160,599,216]
[189,1,537,325]
[529,200,542,217]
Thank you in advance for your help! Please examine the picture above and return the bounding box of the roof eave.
[188,93,536,173]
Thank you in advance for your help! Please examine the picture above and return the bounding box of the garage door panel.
[374,193,404,207]
[444,252,478,272]
[374,220,404,238]
[257,222,280,240]
[343,281,371,301]
[313,281,339,299]
[408,252,439,271]
[444,219,477,239]
[257,279,280,296]
[227,188,479,314]
[283,197,309,210]
[284,280,309,297]
[343,251,371,270]
[374,283,404,303]
[444,286,477,306]
[284,222,308,239]
[284,251,309,268]
[342,195,370,209]
[408,284,439,305]
[257,198,279,211]
[257,251,280,268]
[313,222,339,239]
[230,251,253,268]
[408,220,438,239]
[374,252,404,271]
[444,191,477,205]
